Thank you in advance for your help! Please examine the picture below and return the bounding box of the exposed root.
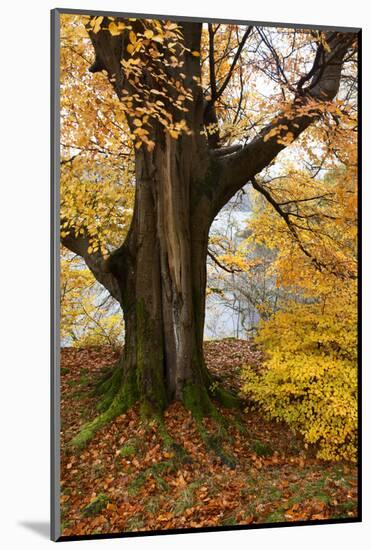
[182,381,239,468]
[212,385,242,409]
[92,365,117,395]
[70,366,242,459]
[69,368,138,450]
[95,367,123,413]
[141,407,192,464]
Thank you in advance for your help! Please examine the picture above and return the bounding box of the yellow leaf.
[191,50,200,57]
[108,22,121,36]
[166,23,178,31]
[129,30,136,44]
[133,118,142,127]
[126,44,134,54]
[134,127,149,136]
[93,16,103,34]
[144,29,154,39]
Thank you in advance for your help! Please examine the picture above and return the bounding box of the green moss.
[172,479,203,516]
[126,514,145,531]
[81,493,109,517]
[144,497,161,514]
[127,460,176,497]
[119,436,142,458]
[66,379,80,388]
[182,382,214,420]
[120,444,136,458]
[213,385,241,409]
[337,501,356,512]
[204,434,237,469]
[96,367,123,412]
[127,471,148,496]
[221,514,237,526]
[182,381,238,468]
[136,299,168,412]
[266,509,286,523]
[251,439,273,457]
[70,368,138,450]
[93,366,117,395]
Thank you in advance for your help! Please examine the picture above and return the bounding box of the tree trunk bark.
[108,129,219,417]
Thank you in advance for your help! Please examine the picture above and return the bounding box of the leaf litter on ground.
[60,342,358,537]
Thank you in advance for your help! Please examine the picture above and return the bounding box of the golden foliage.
[241,149,358,461]
[61,252,124,347]
[242,286,357,461]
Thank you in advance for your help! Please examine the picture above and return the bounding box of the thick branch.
[61,228,122,303]
[211,31,356,216]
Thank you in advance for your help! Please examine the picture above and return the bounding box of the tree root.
[69,366,242,464]
[182,381,239,468]
[146,413,192,464]
[199,428,237,469]
[69,366,138,450]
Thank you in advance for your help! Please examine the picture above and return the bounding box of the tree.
[58,14,358,447]
[241,166,358,461]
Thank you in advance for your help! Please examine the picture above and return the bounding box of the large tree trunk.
[108,115,220,417]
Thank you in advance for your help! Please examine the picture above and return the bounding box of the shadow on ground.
[18,521,50,539]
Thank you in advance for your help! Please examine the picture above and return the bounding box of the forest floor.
[60,341,358,537]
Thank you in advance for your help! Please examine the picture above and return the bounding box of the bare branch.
[214,27,252,102]
[207,249,243,274]
[208,24,217,101]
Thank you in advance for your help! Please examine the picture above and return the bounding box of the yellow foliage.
[241,161,358,461]
[242,287,357,461]
[61,252,124,348]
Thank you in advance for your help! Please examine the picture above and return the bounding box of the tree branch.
[249,177,355,279]
[214,26,252,102]
[207,249,243,274]
[210,31,356,216]
[61,226,122,303]
[208,24,217,102]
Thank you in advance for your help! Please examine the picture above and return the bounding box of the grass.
[126,514,145,531]
[127,460,177,496]
[127,472,147,496]
[265,510,286,523]
[81,493,109,517]
[221,513,237,526]
[172,480,203,516]
[144,497,161,515]
[120,437,142,458]
[251,439,273,457]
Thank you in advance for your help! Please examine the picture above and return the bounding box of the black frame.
[51,8,362,542]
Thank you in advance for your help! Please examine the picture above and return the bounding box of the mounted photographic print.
[51,8,361,541]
